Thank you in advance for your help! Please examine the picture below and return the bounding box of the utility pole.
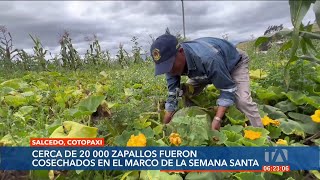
[181,0,186,39]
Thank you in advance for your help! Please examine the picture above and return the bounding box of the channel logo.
[265,149,288,163]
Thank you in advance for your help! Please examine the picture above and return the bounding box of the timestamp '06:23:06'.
[262,165,290,172]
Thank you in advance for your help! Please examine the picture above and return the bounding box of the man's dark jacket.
[165,37,242,112]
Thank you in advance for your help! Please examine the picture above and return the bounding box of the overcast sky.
[0,1,316,58]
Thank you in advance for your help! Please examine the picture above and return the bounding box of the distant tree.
[264,24,284,35]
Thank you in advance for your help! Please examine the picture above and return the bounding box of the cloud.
[0,1,316,57]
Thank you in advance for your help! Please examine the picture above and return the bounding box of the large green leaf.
[185,172,232,180]
[274,100,297,113]
[287,112,320,134]
[17,106,34,116]
[1,87,15,95]
[76,95,106,112]
[140,170,182,180]
[34,80,49,90]
[249,69,268,80]
[0,134,17,146]
[0,79,29,90]
[263,172,284,180]
[220,124,243,133]
[141,127,155,139]
[310,170,320,179]
[278,118,305,138]
[134,116,152,130]
[304,95,320,109]
[168,107,212,146]
[283,91,307,105]
[13,106,35,121]
[279,40,293,52]
[225,106,247,125]
[256,86,285,102]
[46,120,62,135]
[224,141,243,146]
[289,0,315,28]
[30,170,50,180]
[263,105,287,119]
[241,137,268,147]
[21,91,35,97]
[66,108,92,118]
[50,121,98,138]
[254,36,270,48]
[211,130,227,145]
[113,130,132,146]
[154,139,167,146]
[120,171,139,180]
[265,125,282,139]
[313,0,320,28]
[3,94,28,108]
[222,130,243,142]
[172,106,211,122]
[234,172,265,180]
[153,125,163,135]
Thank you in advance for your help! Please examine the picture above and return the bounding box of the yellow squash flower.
[261,115,280,126]
[244,130,262,140]
[311,110,320,123]
[126,133,147,147]
[169,133,182,146]
[273,120,280,126]
[276,139,288,146]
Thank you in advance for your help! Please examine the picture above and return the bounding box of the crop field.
[1,1,320,180]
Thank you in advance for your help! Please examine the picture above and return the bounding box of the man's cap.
[150,33,179,76]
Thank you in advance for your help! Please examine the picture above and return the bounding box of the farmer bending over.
[150,33,263,130]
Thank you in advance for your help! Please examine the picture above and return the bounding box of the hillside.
[236,23,320,51]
